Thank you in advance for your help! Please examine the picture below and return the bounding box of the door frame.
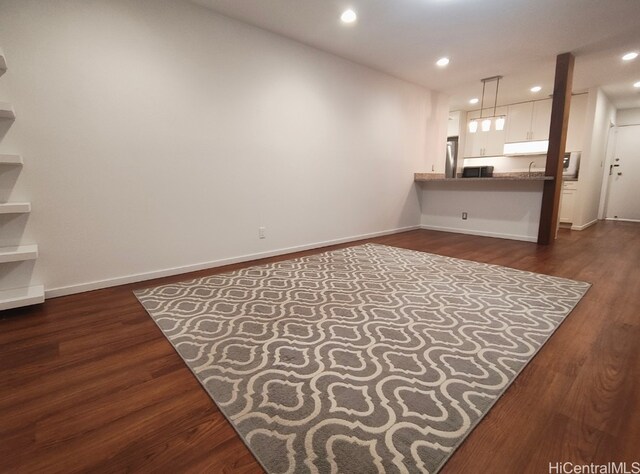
[599,123,640,222]
[597,124,617,220]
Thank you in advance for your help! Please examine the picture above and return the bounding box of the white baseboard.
[604,217,640,223]
[419,224,538,243]
[45,225,420,299]
[571,219,599,231]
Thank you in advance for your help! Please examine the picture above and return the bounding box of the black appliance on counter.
[462,166,494,178]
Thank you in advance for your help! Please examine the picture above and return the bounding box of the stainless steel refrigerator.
[446,137,458,178]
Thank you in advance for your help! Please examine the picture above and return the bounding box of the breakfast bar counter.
[414,172,554,182]
[415,171,550,243]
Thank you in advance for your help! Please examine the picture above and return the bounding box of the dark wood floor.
[1,221,639,473]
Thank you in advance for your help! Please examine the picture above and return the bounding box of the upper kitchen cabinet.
[463,107,507,158]
[531,99,552,141]
[505,102,533,142]
[505,99,552,143]
[566,93,588,152]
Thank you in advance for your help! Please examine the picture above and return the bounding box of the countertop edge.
[414,173,555,182]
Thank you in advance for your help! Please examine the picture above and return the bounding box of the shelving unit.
[0,102,16,119]
[0,47,42,311]
[0,285,44,311]
[0,154,23,165]
[0,244,38,264]
[0,202,31,214]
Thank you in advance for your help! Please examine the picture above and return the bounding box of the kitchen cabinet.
[505,99,552,143]
[463,107,507,158]
[559,180,578,224]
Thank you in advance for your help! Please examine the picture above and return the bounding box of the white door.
[606,125,640,221]
[463,110,485,157]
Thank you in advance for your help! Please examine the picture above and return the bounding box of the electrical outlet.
[258,226,266,239]
[462,212,468,220]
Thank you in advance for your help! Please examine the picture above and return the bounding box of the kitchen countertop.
[414,172,554,182]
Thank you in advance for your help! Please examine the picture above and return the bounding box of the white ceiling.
[191,0,640,111]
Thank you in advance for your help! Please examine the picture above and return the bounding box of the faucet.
[528,161,535,177]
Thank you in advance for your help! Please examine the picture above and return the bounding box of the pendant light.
[468,75,504,133]
[468,79,486,134]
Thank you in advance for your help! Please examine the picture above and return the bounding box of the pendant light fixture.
[468,75,505,133]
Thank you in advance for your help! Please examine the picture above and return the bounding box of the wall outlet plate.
[462,212,468,220]
[258,226,266,239]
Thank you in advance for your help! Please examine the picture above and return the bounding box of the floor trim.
[45,225,420,298]
[604,217,640,223]
[571,219,599,231]
[419,224,537,243]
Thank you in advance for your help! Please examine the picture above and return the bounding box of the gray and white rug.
[135,244,590,473]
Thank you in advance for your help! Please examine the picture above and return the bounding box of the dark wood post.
[537,52,575,245]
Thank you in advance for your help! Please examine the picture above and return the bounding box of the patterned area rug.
[135,244,589,473]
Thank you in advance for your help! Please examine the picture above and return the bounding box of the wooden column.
[537,52,575,245]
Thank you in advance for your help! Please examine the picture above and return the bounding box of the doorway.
[604,125,640,221]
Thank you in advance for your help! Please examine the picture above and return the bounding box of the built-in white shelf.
[0,154,23,165]
[0,202,31,214]
[0,285,44,311]
[0,48,41,311]
[0,102,15,119]
[0,244,38,264]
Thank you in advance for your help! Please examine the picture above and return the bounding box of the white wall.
[574,88,616,228]
[419,181,543,242]
[0,0,447,296]
[616,108,640,126]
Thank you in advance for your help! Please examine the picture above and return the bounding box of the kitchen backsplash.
[462,154,548,173]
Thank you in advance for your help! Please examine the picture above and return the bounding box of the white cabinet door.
[559,181,578,223]
[506,102,533,143]
[559,190,576,223]
[464,107,507,157]
[566,93,588,152]
[484,130,506,156]
[531,99,552,141]
[484,106,507,156]
[463,110,484,157]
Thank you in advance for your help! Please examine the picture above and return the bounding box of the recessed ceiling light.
[469,98,479,104]
[622,51,638,61]
[634,81,640,88]
[340,9,357,24]
[436,57,450,67]
[530,86,542,93]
